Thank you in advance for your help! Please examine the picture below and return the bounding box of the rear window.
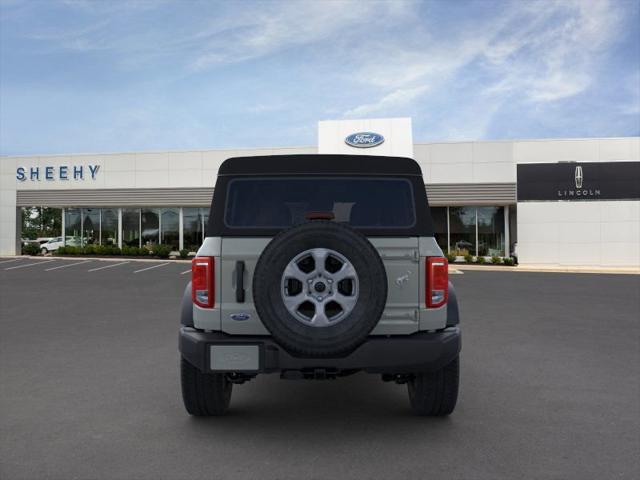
[224,177,416,229]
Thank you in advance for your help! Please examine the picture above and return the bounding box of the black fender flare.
[446,281,460,326]
[180,281,194,327]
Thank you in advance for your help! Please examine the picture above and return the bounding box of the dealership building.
[1,118,638,267]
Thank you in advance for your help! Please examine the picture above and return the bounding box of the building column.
[446,206,450,254]
[61,208,66,244]
[15,207,22,255]
[178,208,184,251]
[504,205,510,258]
[117,208,122,249]
[475,208,479,257]
[138,209,142,248]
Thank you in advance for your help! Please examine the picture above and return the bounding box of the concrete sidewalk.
[453,263,640,275]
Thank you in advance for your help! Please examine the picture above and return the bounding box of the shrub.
[83,245,96,255]
[464,253,474,264]
[179,249,189,259]
[56,246,66,255]
[154,244,171,259]
[139,246,151,257]
[63,246,79,255]
[22,243,41,256]
[446,252,457,263]
[503,257,515,266]
[477,256,486,264]
[491,255,501,264]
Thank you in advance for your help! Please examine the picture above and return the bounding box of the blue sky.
[1,0,639,155]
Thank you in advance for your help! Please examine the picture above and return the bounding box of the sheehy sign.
[517,162,640,201]
[16,164,100,182]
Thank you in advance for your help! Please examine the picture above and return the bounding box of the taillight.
[192,257,214,308]
[426,256,448,308]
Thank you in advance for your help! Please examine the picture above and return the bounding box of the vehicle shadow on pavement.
[182,372,456,428]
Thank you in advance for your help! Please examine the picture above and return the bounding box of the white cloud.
[344,85,429,118]
[342,0,626,134]
[188,1,413,71]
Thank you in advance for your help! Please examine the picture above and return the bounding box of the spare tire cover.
[252,221,387,357]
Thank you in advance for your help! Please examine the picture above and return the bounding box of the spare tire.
[252,221,387,357]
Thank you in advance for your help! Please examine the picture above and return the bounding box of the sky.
[0,0,639,155]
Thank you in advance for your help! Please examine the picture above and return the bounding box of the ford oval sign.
[345,132,385,148]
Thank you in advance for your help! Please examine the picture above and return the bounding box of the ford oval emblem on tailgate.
[230,313,251,321]
[345,132,385,148]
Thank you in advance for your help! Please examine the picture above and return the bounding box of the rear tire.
[180,358,232,416]
[407,356,459,416]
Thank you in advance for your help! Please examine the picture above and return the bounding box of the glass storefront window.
[122,208,140,247]
[141,208,159,247]
[477,207,505,256]
[82,208,100,245]
[161,208,179,250]
[202,210,209,236]
[183,207,204,252]
[101,208,118,246]
[64,208,82,246]
[449,207,476,256]
[430,207,448,253]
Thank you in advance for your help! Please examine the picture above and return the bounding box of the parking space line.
[45,260,92,271]
[180,269,191,275]
[0,258,24,265]
[5,260,56,270]
[88,261,129,272]
[133,262,170,274]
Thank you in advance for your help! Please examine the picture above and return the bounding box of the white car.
[40,236,80,254]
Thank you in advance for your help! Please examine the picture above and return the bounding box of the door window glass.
[477,207,505,256]
[101,208,118,246]
[122,208,140,247]
[160,208,179,250]
[449,207,476,256]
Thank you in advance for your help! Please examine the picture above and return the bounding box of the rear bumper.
[179,326,461,374]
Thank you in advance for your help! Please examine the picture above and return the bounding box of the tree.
[21,207,62,239]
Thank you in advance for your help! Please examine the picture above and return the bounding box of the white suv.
[40,236,80,254]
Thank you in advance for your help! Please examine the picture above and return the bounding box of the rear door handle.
[235,261,245,303]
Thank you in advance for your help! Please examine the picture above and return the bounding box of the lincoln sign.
[517,162,640,202]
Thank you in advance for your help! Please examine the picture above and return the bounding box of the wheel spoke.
[282,291,307,311]
[311,306,331,327]
[310,248,329,273]
[283,262,308,282]
[332,262,357,282]
[333,291,358,312]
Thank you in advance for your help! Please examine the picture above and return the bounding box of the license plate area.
[209,345,260,372]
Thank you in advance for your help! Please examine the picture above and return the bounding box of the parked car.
[40,236,81,254]
[179,155,461,416]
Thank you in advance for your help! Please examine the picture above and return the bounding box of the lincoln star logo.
[558,164,600,198]
[345,132,385,148]
[575,166,583,188]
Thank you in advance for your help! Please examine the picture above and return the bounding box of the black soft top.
[208,154,434,237]
[218,154,423,176]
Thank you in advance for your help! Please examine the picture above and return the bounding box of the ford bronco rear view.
[179,154,461,416]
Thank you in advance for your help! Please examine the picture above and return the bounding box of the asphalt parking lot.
[0,257,639,480]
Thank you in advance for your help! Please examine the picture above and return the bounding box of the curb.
[0,255,192,264]
[452,264,640,275]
